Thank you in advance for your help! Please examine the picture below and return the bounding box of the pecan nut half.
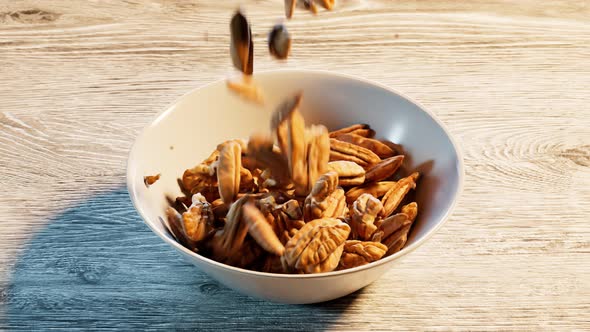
[333,133,395,158]
[217,141,242,204]
[305,125,330,193]
[242,202,285,256]
[381,172,419,217]
[350,193,383,240]
[372,202,417,256]
[181,193,214,243]
[304,171,347,221]
[282,218,350,273]
[327,160,365,186]
[329,124,373,138]
[364,155,404,183]
[338,240,387,269]
[271,93,308,194]
[345,181,396,204]
[230,10,253,75]
[329,138,381,167]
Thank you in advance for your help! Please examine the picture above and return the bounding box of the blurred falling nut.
[303,0,318,14]
[230,10,253,75]
[226,79,264,104]
[317,0,335,10]
[144,173,160,187]
[268,24,292,59]
[304,125,330,193]
[284,0,296,18]
[242,202,285,255]
[217,141,242,203]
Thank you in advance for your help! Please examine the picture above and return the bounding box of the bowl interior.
[127,70,462,274]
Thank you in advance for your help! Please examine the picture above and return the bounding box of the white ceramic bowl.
[127,70,463,304]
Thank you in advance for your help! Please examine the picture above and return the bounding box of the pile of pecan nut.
[165,93,420,274]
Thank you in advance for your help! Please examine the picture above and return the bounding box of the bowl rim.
[127,69,464,279]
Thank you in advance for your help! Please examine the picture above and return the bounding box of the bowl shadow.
[3,187,362,331]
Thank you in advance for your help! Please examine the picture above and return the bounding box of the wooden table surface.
[1,0,589,330]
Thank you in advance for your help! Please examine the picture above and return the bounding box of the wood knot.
[558,145,590,167]
[71,265,109,284]
[1,9,60,24]
[198,282,220,295]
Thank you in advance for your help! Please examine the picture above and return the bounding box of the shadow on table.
[3,187,362,331]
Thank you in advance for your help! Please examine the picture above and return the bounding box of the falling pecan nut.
[304,125,330,193]
[268,24,291,59]
[242,202,285,255]
[284,0,296,18]
[230,10,253,75]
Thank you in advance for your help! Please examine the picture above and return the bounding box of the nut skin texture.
[338,240,387,270]
[334,133,395,158]
[329,138,381,168]
[345,181,396,204]
[329,124,371,138]
[181,193,214,243]
[283,218,350,273]
[364,155,405,183]
[305,125,330,193]
[381,172,419,217]
[271,93,309,195]
[304,171,347,221]
[327,160,365,186]
[217,141,242,204]
[350,193,383,240]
